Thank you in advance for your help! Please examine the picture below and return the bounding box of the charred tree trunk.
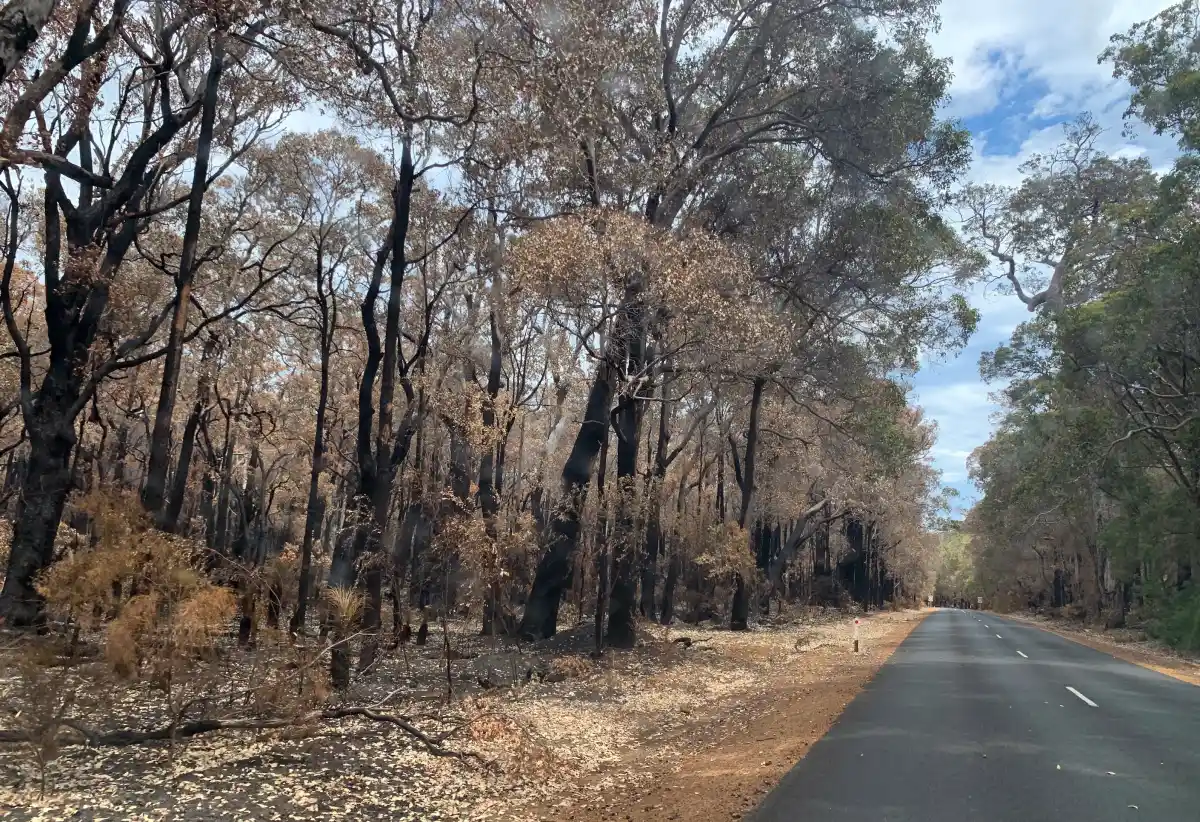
[730,378,766,631]
[290,372,330,635]
[660,465,692,627]
[593,426,611,653]
[0,405,75,625]
[330,141,415,684]
[142,40,225,518]
[479,310,510,635]
[290,250,337,635]
[0,172,149,624]
[605,303,647,647]
[640,374,671,619]
[161,333,220,532]
[519,283,641,640]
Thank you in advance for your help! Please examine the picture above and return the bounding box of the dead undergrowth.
[0,608,926,821]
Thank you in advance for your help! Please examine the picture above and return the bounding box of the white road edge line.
[996,634,1003,639]
[1017,650,1028,658]
[1066,686,1098,707]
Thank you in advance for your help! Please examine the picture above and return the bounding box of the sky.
[910,0,1181,512]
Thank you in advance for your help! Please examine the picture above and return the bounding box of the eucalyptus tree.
[284,0,501,677]
[0,1,290,625]
[514,0,972,640]
[140,23,297,524]
[965,4,1200,639]
[241,131,392,633]
[955,117,1157,317]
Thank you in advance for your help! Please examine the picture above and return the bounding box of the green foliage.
[933,530,978,602]
[963,4,1200,642]
[1105,0,1200,149]
[1145,584,1200,651]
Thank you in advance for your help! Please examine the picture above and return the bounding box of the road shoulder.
[997,612,1200,687]
[565,611,927,822]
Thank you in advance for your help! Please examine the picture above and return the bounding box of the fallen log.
[0,706,483,763]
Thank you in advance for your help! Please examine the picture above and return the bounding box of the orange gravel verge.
[566,612,927,822]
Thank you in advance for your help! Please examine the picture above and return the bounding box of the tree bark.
[162,333,220,532]
[0,0,60,83]
[338,140,414,678]
[605,300,648,647]
[142,38,226,518]
[0,406,74,625]
[519,283,640,639]
[0,185,145,624]
[0,18,210,624]
[290,242,337,634]
[479,310,510,635]
[640,375,672,619]
[290,348,330,635]
[593,423,611,652]
[730,377,766,631]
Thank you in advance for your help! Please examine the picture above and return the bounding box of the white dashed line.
[984,624,990,628]
[1066,686,1098,707]
[1017,650,1028,658]
[996,634,1003,639]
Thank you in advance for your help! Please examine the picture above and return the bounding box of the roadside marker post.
[853,618,860,653]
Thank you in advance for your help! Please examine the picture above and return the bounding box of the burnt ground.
[0,609,927,821]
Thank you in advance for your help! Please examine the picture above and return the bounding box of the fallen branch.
[0,707,484,763]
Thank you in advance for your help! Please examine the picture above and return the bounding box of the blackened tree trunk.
[290,358,331,635]
[0,9,235,625]
[640,374,672,618]
[0,175,151,625]
[290,242,338,635]
[162,333,220,531]
[593,425,611,652]
[479,309,510,635]
[730,377,766,631]
[330,140,415,683]
[520,365,614,640]
[0,404,76,625]
[142,38,225,517]
[766,498,836,595]
[605,301,648,648]
[519,282,641,640]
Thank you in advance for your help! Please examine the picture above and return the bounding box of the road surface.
[749,609,1200,821]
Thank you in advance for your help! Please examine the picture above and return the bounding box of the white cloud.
[933,0,1175,120]
[913,3,1185,507]
[912,379,1004,484]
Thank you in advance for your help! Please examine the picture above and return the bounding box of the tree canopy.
[963,1,1200,650]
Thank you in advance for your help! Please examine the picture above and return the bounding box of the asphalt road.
[749,609,1200,822]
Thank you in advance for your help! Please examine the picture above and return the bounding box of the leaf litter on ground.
[0,608,922,821]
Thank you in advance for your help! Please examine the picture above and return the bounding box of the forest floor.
[999,611,1200,687]
[0,608,926,822]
